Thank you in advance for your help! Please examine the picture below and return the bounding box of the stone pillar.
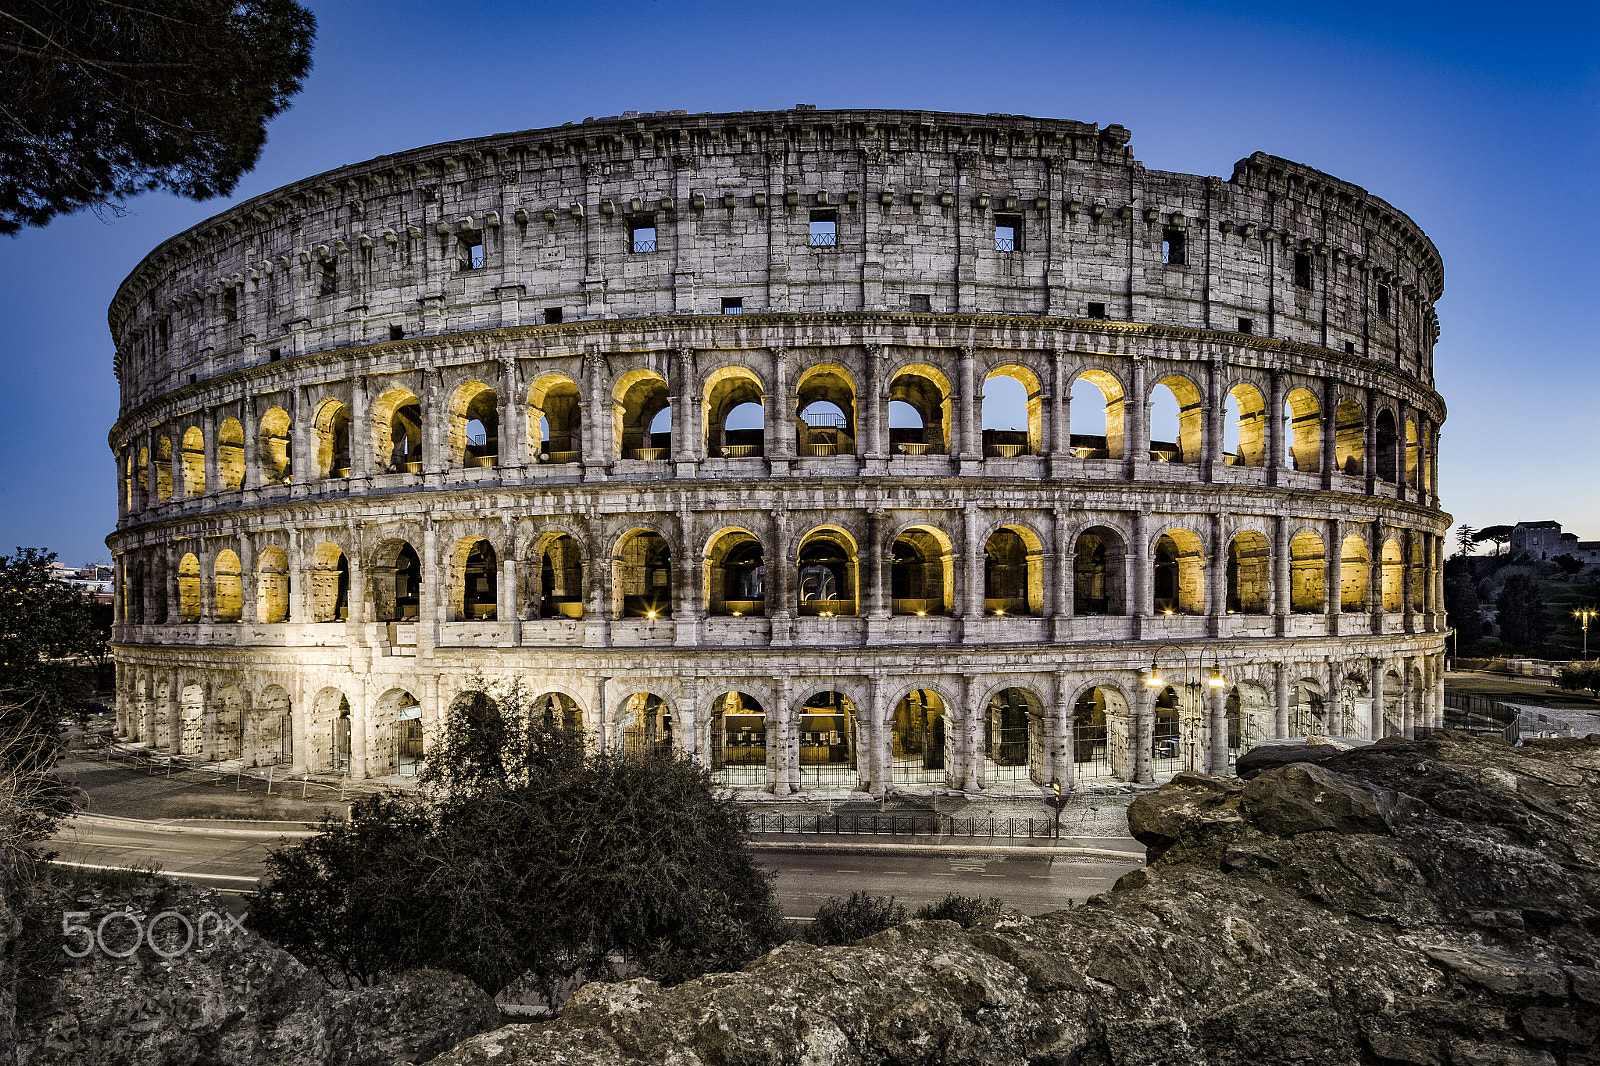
[592,675,610,753]
[962,505,983,622]
[679,675,699,765]
[1053,507,1073,620]
[1399,656,1416,737]
[502,518,521,645]
[868,674,887,798]
[1370,657,1387,739]
[771,347,795,470]
[1205,357,1224,481]
[422,370,445,482]
[418,522,438,657]
[956,346,978,465]
[1326,660,1344,737]
[773,674,795,795]
[168,427,184,503]
[1131,511,1151,630]
[961,673,982,791]
[1402,528,1417,633]
[867,509,888,619]
[1047,348,1067,461]
[200,680,218,762]
[1054,670,1075,790]
[1370,522,1386,631]
[166,671,182,752]
[1128,356,1148,480]
[1326,517,1343,633]
[345,525,366,633]
[1267,369,1285,486]
[237,534,256,625]
[1207,678,1228,775]
[675,508,700,646]
[863,344,884,463]
[203,408,220,497]
[1133,686,1154,785]
[1272,515,1290,634]
[582,349,608,480]
[1433,536,1446,632]
[349,377,370,483]
[1207,511,1226,637]
[1321,379,1339,487]
[241,395,260,491]
[350,685,369,780]
[769,509,792,644]
[1274,663,1290,739]
[674,347,700,477]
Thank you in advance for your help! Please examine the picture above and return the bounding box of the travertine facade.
[105,107,1449,792]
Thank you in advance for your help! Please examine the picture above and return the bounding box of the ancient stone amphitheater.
[105,107,1449,793]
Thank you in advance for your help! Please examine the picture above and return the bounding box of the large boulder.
[17,878,499,1066]
[425,732,1600,1066]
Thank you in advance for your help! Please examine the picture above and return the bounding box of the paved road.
[51,818,1142,918]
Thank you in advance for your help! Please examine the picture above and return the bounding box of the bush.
[1558,661,1600,697]
[913,894,1005,927]
[805,892,907,946]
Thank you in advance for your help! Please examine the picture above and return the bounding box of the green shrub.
[805,892,907,946]
[913,893,1005,927]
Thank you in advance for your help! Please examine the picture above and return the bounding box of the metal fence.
[746,810,1076,839]
[1443,692,1521,744]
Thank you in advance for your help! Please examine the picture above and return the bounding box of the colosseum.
[105,107,1449,794]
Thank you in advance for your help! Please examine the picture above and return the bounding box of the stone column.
[1363,386,1379,494]
[592,675,610,752]
[1133,686,1154,785]
[241,395,260,491]
[673,347,700,477]
[771,347,795,471]
[1400,656,1416,737]
[961,673,982,791]
[1205,357,1224,481]
[1267,369,1285,486]
[1321,379,1339,487]
[1054,670,1075,790]
[863,344,884,463]
[1047,348,1067,462]
[1402,528,1417,633]
[502,357,525,473]
[1207,511,1227,637]
[679,675,700,765]
[773,674,795,795]
[239,533,257,625]
[1128,356,1148,480]
[582,349,609,480]
[502,518,521,645]
[956,346,978,466]
[867,509,888,619]
[200,680,218,762]
[1208,678,1228,775]
[166,671,182,752]
[350,685,369,780]
[1131,511,1151,632]
[418,521,438,657]
[1370,522,1386,631]
[1370,657,1387,739]
[868,674,888,798]
[962,505,983,623]
[349,377,370,483]
[675,508,700,646]
[203,408,220,497]
[1053,507,1073,620]
[1326,518,1343,634]
[769,509,792,644]
[1274,663,1290,739]
[1325,660,1344,737]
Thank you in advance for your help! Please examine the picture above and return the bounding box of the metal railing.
[630,239,657,254]
[809,230,838,247]
[1444,692,1521,744]
[747,811,1069,838]
[994,236,1017,252]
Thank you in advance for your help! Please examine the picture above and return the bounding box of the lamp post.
[1142,643,1229,777]
[1576,608,1596,661]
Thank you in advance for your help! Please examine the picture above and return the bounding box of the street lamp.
[1143,643,1229,776]
[1576,608,1597,660]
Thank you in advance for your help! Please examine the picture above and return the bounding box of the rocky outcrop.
[426,732,1600,1065]
[18,879,499,1066]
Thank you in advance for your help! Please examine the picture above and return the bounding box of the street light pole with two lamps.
[1142,643,1229,777]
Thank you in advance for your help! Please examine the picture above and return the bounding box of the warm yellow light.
[1163,608,1174,615]
[821,611,833,618]
[916,610,927,617]
[1143,666,1163,688]
[994,608,1005,616]
[1208,667,1226,689]
[731,611,741,617]
[646,610,657,619]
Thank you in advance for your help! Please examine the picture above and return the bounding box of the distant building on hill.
[1509,521,1600,565]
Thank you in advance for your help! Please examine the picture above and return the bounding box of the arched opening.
[452,538,497,620]
[1073,686,1129,781]
[1152,685,1185,774]
[798,690,857,790]
[1289,531,1326,613]
[213,550,242,622]
[891,526,954,615]
[1291,679,1325,737]
[213,685,244,760]
[710,691,766,786]
[246,686,291,767]
[149,555,169,624]
[256,546,289,623]
[136,445,150,505]
[257,407,292,484]
[1341,535,1370,612]
[620,692,672,756]
[1334,398,1365,476]
[309,543,349,622]
[795,364,857,457]
[1283,388,1321,473]
[984,687,1044,783]
[177,553,202,622]
[532,691,583,734]
[154,436,174,500]
[1375,409,1398,482]
[984,526,1042,616]
[706,529,765,616]
[1070,371,1125,459]
[796,528,856,616]
[981,365,1040,457]
[309,690,352,773]
[536,533,584,619]
[373,689,420,777]
[181,426,206,496]
[1153,530,1205,615]
[887,365,950,455]
[449,382,499,468]
[179,684,204,755]
[1381,538,1404,612]
[703,367,765,458]
[527,374,582,464]
[151,679,170,746]
[1226,683,1271,765]
[313,400,352,479]
[891,689,947,784]
[217,418,245,490]
[1383,671,1404,737]
[127,561,146,624]
[1224,384,1266,467]
[1342,673,1371,740]
[1074,527,1127,615]
[1148,376,1202,463]
[616,371,671,460]
[1226,531,1270,615]
[371,388,422,474]
[371,540,421,622]
[616,530,671,618]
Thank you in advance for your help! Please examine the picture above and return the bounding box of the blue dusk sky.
[0,0,1594,565]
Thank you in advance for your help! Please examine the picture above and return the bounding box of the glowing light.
[646,610,657,619]
[731,611,742,617]
[915,610,927,617]
[1208,667,1226,689]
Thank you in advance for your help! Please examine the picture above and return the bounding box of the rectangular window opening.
[808,210,837,247]
[461,238,485,271]
[1161,228,1186,266]
[1377,283,1390,318]
[994,214,1022,252]
[543,307,563,325]
[389,325,405,341]
[319,259,338,297]
[909,293,932,313]
[223,289,238,323]
[1345,340,1356,355]
[721,297,743,314]
[1293,252,1312,289]
[268,348,282,362]
[630,217,657,254]
[1087,301,1107,320]
[1237,317,1254,335]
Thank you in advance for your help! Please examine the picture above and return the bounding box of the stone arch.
[1342,671,1372,740]
[312,398,352,479]
[530,529,585,619]
[1375,407,1399,483]
[1341,534,1371,612]
[257,406,292,484]
[256,545,290,623]
[795,524,858,616]
[1153,528,1206,615]
[180,425,206,496]
[979,684,1047,785]
[308,687,352,773]
[1226,682,1272,763]
[705,527,766,616]
[887,362,952,455]
[617,690,675,756]
[1149,373,1203,463]
[527,373,582,464]
[614,369,671,460]
[370,537,421,622]
[1074,525,1129,615]
[795,362,857,457]
[1069,368,1126,459]
[448,380,499,468]
[614,527,672,618]
[1227,530,1271,615]
[372,688,422,777]
[1290,677,1326,737]
[981,363,1042,456]
[1284,387,1321,473]
[890,686,950,785]
[984,523,1045,615]
[154,435,174,500]
[1383,670,1404,737]
[530,690,585,734]
[891,524,955,615]
[213,683,245,760]
[1405,419,1420,489]
[1289,531,1326,613]
[136,444,151,503]
[217,417,245,490]
[1335,397,1365,476]
[213,549,242,622]
[246,684,292,767]
[795,687,860,790]
[449,536,498,621]
[1381,538,1404,612]
[1224,382,1267,467]
[703,365,766,458]
[709,690,769,786]
[178,682,205,755]
[177,552,202,622]
[1066,678,1135,782]
[309,542,349,623]
[370,387,422,473]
